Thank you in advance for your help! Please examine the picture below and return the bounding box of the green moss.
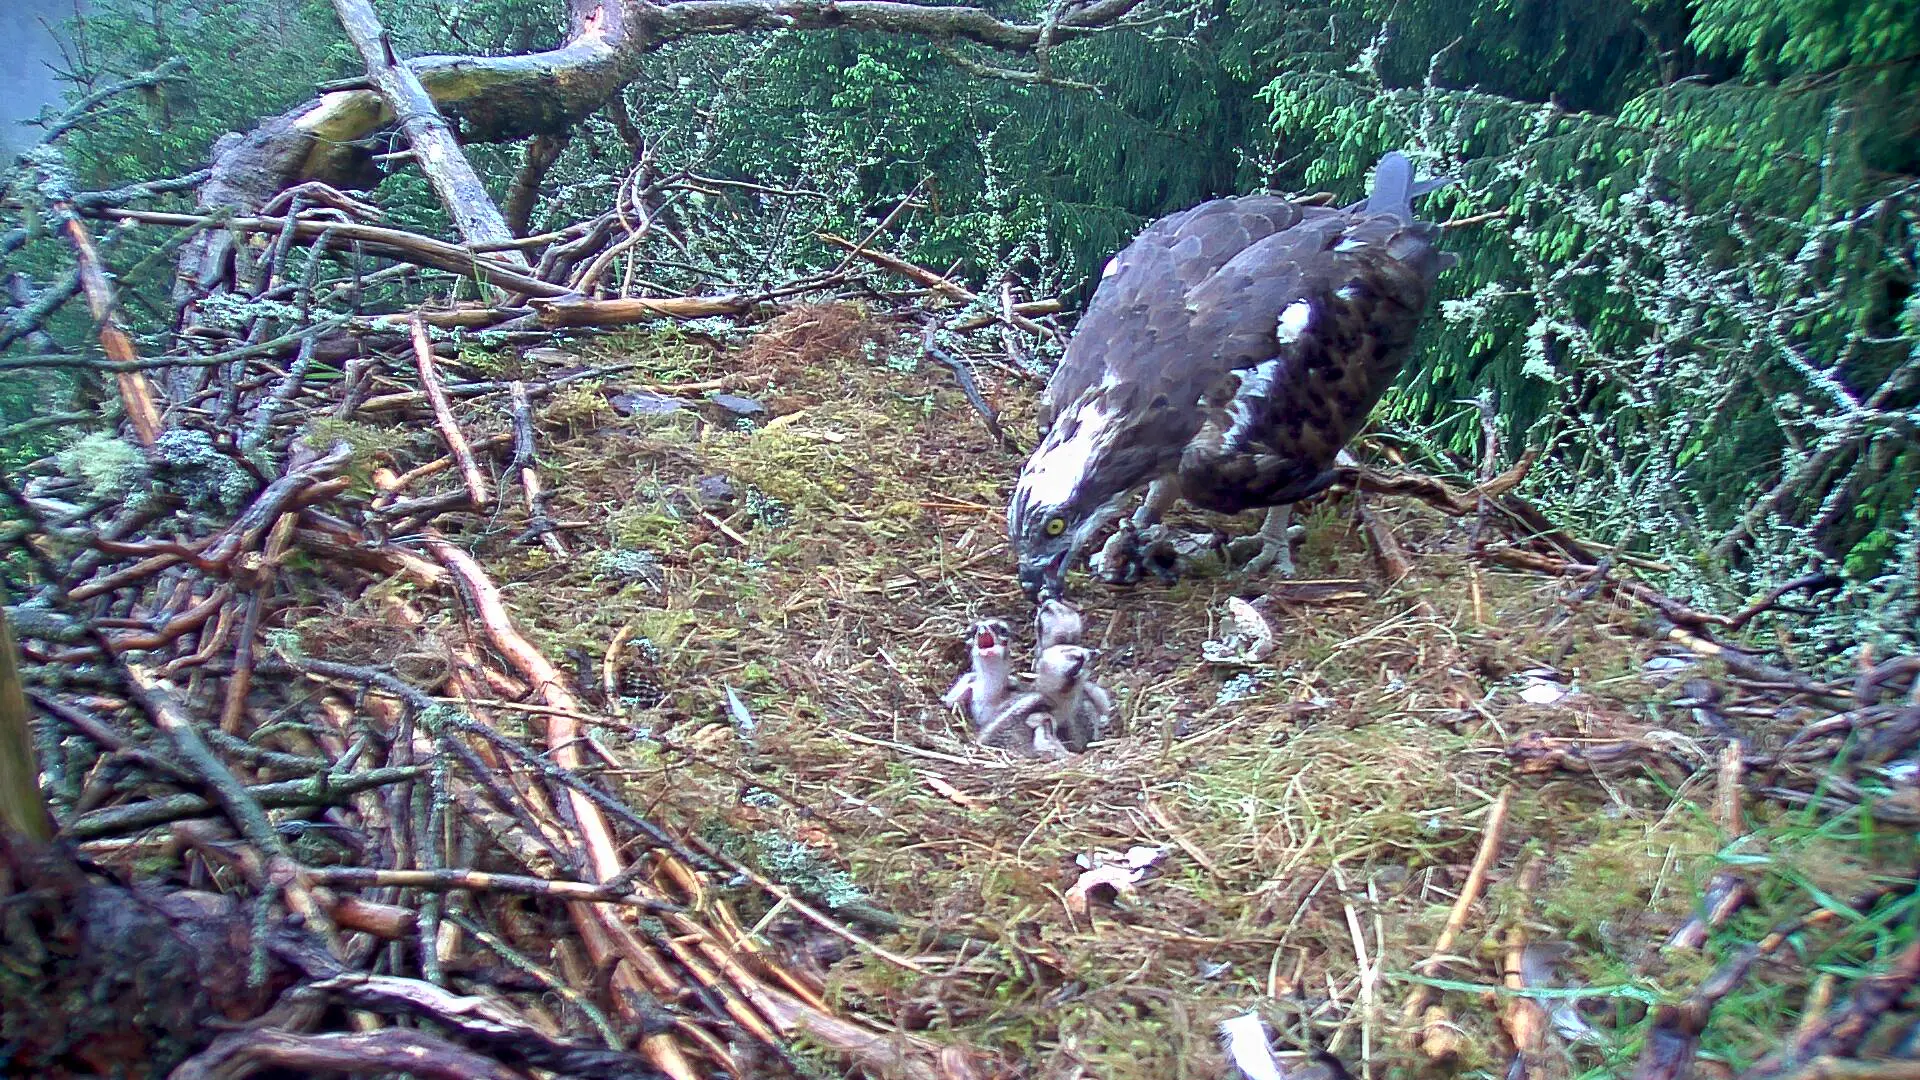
[717,427,849,509]
[540,384,614,433]
[56,431,146,501]
[606,504,691,550]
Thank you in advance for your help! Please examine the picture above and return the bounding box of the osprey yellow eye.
[1044,516,1067,537]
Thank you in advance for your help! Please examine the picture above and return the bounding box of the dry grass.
[302,305,1917,1078]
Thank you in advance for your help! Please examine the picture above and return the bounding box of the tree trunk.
[0,617,50,842]
[177,0,1145,301]
[329,0,528,263]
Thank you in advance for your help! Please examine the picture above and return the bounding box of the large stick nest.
[3,159,1917,1080]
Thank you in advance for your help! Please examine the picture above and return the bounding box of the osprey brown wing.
[1007,152,1454,601]
[1038,197,1310,428]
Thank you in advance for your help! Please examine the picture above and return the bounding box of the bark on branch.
[180,0,1148,296]
[328,0,527,262]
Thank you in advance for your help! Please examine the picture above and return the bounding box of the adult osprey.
[1008,152,1455,600]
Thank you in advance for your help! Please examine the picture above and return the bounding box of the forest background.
[3,0,1917,661]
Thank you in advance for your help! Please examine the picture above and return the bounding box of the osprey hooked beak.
[1018,548,1071,601]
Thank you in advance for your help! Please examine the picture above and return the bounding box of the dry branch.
[1632,883,1915,1080]
[421,536,982,1080]
[58,211,164,446]
[1498,859,1556,1080]
[508,381,567,556]
[328,0,526,262]
[122,662,349,957]
[950,297,1063,331]
[410,314,490,508]
[61,760,428,842]
[1403,786,1512,1059]
[1746,938,1920,1077]
[295,969,667,1080]
[820,231,1054,337]
[1355,494,1414,583]
[530,293,752,327]
[304,865,681,909]
[102,209,571,297]
[171,1028,527,1080]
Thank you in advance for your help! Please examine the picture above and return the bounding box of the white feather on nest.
[1218,1011,1287,1080]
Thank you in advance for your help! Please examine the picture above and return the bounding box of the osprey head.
[1008,395,1129,600]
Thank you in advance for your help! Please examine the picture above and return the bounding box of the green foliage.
[1252,0,1919,659]
[8,0,1914,657]
[56,0,354,185]
[1688,0,1920,77]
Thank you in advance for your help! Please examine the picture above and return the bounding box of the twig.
[1631,881,1914,1080]
[683,834,931,976]
[699,509,752,547]
[1355,493,1414,583]
[304,865,683,911]
[1403,786,1512,1058]
[202,441,355,565]
[0,268,81,353]
[508,380,567,556]
[61,763,425,840]
[1440,208,1511,229]
[1725,572,1845,631]
[820,231,1054,338]
[949,296,1063,334]
[411,314,490,509]
[1499,858,1551,1079]
[171,1028,526,1080]
[68,168,213,211]
[94,208,566,296]
[0,411,91,443]
[0,315,353,373]
[122,663,343,948]
[17,58,188,149]
[921,322,1014,451]
[529,293,751,328]
[219,512,297,733]
[295,967,669,1079]
[826,179,927,277]
[1662,624,1847,704]
[1745,938,1920,1077]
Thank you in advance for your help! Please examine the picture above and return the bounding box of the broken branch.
[411,314,490,509]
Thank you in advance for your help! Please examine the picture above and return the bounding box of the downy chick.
[1035,596,1085,652]
[1034,598,1115,748]
[1050,645,1114,752]
[978,644,1111,756]
[941,618,1015,730]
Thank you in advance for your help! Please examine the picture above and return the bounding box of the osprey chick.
[977,643,1110,756]
[942,619,1015,729]
[1009,152,1455,599]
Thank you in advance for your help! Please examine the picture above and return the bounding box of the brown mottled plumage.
[1008,152,1455,598]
